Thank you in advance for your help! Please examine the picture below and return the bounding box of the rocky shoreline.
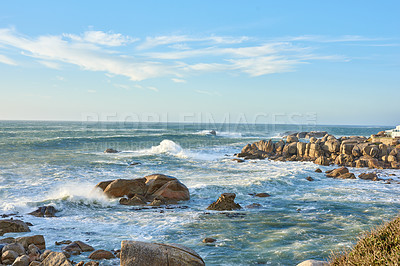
[236,130,400,170]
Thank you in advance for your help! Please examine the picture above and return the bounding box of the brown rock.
[388,155,397,163]
[286,135,298,143]
[28,206,57,217]
[62,242,82,255]
[12,255,30,266]
[232,158,245,163]
[314,156,330,166]
[306,176,314,181]
[207,193,242,211]
[144,174,177,195]
[391,161,400,169]
[16,235,46,250]
[246,203,262,209]
[297,142,307,157]
[334,154,354,167]
[0,219,30,236]
[315,168,322,173]
[283,142,297,156]
[84,262,99,266]
[75,241,95,252]
[39,251,72,266]
[55,240,72,246]
[88,250,115,260]
[337,173,356,179]
[94,181,113,191]
[2,242,25,255]
[2,250,18,264]
[119,195,146,206]
[103,178,147,198]
[39,250,52,261]
[152,180,190,202]
[120,241,205,266]
[30,261,41,266]
[202,238,216,243]
[326,167,349,178]
[255,193,270,197]
[358,173,378,180]
[104,148,118,153]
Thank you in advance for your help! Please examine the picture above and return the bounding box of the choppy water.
[0,121,399,265]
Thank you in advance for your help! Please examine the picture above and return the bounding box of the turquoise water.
[0,121,399,265]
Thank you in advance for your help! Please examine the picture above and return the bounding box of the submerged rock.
[120,240,205,266]
[207,193,242,211]
[0,219,30,236]
[306,176,314,181]
[255,193,270,198]
[202,237,216,243]
[104,148,118,153]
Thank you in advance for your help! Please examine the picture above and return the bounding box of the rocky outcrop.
[28,206,57,217]
[15,235,46,250]
[120,241,205,266]
[237,131,400,170]
[96,174,190,206]
[0,219,30,236]
[207,193,242,211]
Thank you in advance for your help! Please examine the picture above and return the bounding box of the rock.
[2,250,19,264]
[28,206,57,217]
[315,168,322,173]
[308,143,322,158]
[119,196,146,206]
[334,154,354,167]
[39,251,72,266]
[88,250,115,260]
[207,193,242,211]
[306,177,314,181]
[29,261,41,266]
[297,142,307,157]
[39,250,52,261]
[62,242,82,255]
[305,131,328,139]
[208,130,217,136]
[246,203,262,209]
[314,156,329,166]
[283,142,297,156]
[76,262,85,266]
[388,155,397,163]
[340,142,355,155]
[255,193,270,198]
[337,173,356,179]
[152,180,190,202]
[286,135,298,143]
[202,238,216,243]
[104,148,118,153]
[144,174,177,195]
[149,198,164,206]
[12,255,29,266]
[358,172,378,180]
[297,132,308,139]
[55,240,72,246]
[103,178,147,198]
[232,158,245,163]
[0,237,15,244]
[391,161,400,169]
[74,241,95,252]
[0,220,30,236]
[326,167,349,178]
[3,243,25,256]
[120,241,205,266]
[297,259,329,266]
[94,181,113,191]
[16,235,45,250]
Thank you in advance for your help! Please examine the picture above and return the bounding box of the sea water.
[0,121,399,265]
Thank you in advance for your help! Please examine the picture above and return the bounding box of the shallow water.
[0,121,399,265]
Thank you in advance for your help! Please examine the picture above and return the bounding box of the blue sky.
[0,1,399,125]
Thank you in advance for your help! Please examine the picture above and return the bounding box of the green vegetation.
[330,216,400,265]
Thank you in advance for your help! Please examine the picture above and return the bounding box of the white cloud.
[88,89,96,93]
[64,30,137,46]
[137,35,249,50]
[0,54,17,65]
[0,28,371,83]
[147,86,159,92]
[171,78,186,83]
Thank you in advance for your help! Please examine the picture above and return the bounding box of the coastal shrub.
[330,216,400,265]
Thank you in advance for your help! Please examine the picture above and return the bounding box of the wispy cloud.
[195,89,221,96]
[171,78,186,83]
[0,28,382,83]
[0,54,17,65]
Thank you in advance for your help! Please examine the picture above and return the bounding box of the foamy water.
[0,121,399,265]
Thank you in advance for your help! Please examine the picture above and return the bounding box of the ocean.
[1,121,399,265]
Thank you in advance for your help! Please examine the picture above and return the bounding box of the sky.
[0,1,399,126]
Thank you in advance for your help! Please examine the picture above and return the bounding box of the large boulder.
[207,193,241,211]
[0,220,30,236]
[88,249,115,260]
[11,254,30,266]
[283,142,297,157]
[39,251,72,266]
[297,142,307,157]
[103,178,147,198]
[1,249,19,264]
[120,241,205,266]
[2,242,25,255]
[334,154,354,166]
[358,173,378,181]
[286,135,298,143]
[16,235,45,250]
